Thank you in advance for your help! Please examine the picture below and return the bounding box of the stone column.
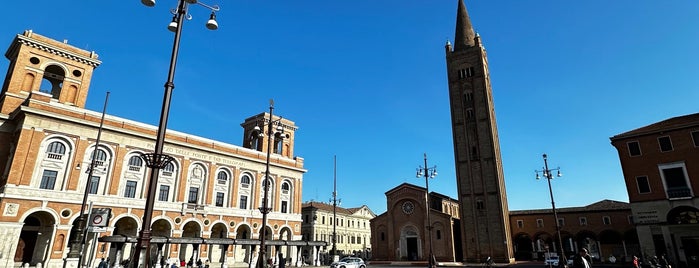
[0,222,23,268]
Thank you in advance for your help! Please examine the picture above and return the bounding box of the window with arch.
[36,137,72,191]
[46,141,66,160]
[213,168,232,207]
[186,163,207,204]
[281,182,290,194]
[279,180,292,213]
[217,170,229,184]
[40,64,66,98]
[127,155,143,172]
[238,173,254,210]
[91,149,108,167]
[84,146,112,196]
[156,160,178,202]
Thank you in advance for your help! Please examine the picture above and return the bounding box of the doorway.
[407,237,418,261]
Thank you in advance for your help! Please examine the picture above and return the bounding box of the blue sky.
[2,1,698,214]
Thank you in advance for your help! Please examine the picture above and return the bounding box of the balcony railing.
[667,187,692,199]
[47,153,63,160]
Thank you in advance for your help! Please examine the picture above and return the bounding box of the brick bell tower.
[445,0,513,263]
[0,30,101,115]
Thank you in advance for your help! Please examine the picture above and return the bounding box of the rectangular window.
[215,192,225,207]
[636,176,651,194]
[88,176,99,194]
[281,201,288,213]
[239,195,248,209]
[322,216,325,224]
[188,187,199,203]
[660,165,692,199]
[579,217,587,226]
[40,170,58,189]
[124,181,137,198]
[476,200,484,210]
[603,216,612,225]
[158,185,170,201]
[627,141,642,156]
[628,215,634,224]
[658,136,673,152]
[536,219,544,228]
[692,131,699,147]
[516,220,524,228]
[558,218,565,227]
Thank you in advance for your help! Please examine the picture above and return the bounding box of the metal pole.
[542,154,567,268]
[423,153,435,268]
[257,99,275,268]
[132,1,187,267]
[332,155,337,258]
[67,91,110,266]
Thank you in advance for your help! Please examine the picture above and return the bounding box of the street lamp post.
[133,1,219,268]
[535,153,567,268]
[416,153,437,268]
[330,155,340,261]
[254,99,286,268]
[65,92,110,268]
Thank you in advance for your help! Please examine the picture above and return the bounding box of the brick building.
[370,183,461,263]
[370,184,636,264]
[610,113,699,267]
[0,30,313,268]
[510,200,638,262]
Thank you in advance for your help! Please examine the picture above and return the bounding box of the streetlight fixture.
[415,153,437,268]
[133,1,219,267]
[535,153,566,268]
[251,99,287,268]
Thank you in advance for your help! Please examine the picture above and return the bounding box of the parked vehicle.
[329,257,365,268]
[544,256,560,267]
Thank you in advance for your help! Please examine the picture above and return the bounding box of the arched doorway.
[235,224,252,264]
[180,221,202,262]
[151,219,173,265]
[209,223,228,265]
[400,225,420,261]
[599,230,623,260]
[17,211,56,266]
[513,233,533,260]
[279,227,293,264]
[575,230,599,261]
[109,216,139,265]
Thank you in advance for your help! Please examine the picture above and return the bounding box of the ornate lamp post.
[535,153,566,268]
[253,99,286,268]
[133,1,219,267]
[416,153,437,268]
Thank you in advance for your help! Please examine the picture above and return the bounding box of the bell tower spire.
[453,0,476,51]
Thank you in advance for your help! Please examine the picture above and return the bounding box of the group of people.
[569,248,672,268]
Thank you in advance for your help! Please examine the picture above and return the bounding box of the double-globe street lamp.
[132,1,219,267]
[416,153,437,268]
[249,99,287,268]
[535,153,566,268]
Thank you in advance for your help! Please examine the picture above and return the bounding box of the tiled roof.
[302,201,362,215]
[509,199,629,215]
[611,112,699,140]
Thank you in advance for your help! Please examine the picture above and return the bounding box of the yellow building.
[0,30,317,268]
[301,202,375,262]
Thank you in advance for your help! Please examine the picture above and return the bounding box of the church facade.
[0,30,312,268]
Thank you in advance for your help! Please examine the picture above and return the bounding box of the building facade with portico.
[0,30,323,268]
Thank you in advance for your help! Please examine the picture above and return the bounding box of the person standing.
[98,258,108,268]
[632,256,640,268]
[572,248,592,268]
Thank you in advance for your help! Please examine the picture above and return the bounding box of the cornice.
[12,33,101,67]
